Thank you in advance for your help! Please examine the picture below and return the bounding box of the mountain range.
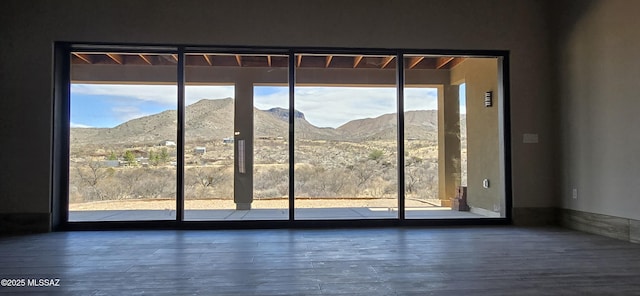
[71,98,445,145]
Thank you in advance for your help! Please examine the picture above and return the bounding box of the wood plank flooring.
[1,227,640,295]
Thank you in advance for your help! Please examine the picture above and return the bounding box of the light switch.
[484,91,493,107]
[523,133,539,144]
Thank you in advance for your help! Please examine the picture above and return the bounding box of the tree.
[349,162,376,190]
[186,166,231,199]
[75,161,114,201]
[159,148,169,162]
[107,151,117,161]
[148,150,157,166]
[368,149,384,163]
[123,150,137,166]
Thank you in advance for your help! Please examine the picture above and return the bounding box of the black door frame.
[53,42,511,230]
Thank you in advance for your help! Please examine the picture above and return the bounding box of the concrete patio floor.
[69,207,486,221]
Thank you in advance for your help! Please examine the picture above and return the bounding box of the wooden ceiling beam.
[447,57,466,69]
[202,54,212,66]
[138,54,152,65]
[325,56,333,68]
[235,55,242,67]
[297,55,302,67]
[436,57,455,69]
[380,56,394,69]
[408,57,424,69]
[170,54,178,62]
[106,53,123,65]
[73,53,92,64]
[353,56,363,68]
[267,55,272,67]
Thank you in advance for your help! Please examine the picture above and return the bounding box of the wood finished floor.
[1,227,640,295]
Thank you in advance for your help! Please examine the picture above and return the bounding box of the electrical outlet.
[572,188,578,200]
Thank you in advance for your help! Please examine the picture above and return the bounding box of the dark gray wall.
[0,0,555,230]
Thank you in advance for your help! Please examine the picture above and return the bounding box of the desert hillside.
[69,98,467,204]
[71,98,448,145]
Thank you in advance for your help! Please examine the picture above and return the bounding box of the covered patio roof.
[72,53,466,70]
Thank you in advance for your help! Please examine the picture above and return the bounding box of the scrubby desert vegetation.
[69,98,462,207]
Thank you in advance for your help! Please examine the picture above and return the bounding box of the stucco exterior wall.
[451,58,503,216]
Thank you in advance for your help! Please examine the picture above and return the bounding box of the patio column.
[437,84,461,206]
[234,80,254,210]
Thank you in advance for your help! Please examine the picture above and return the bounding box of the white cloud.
[71,84,178,106]
[185,85,234,105]
[70,122,93,128]
[72,84,437,128]
[247,86,438,128]
[293,87,437,128]
[111,106,151,123]
[294,87,396,127]
[405,88,438,111]
[71,84,235,106]
[254,89,289,110]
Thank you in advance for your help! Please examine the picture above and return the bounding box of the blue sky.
[71,84,463,128]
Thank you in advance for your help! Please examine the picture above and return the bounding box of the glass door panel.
[294,54,398,220]
[403,84,440,217]
[184,53,289,221]
[68,51,178,221]
[253,85,290,219]
[404,55,505,219]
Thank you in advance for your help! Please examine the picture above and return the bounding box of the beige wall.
[72,65,451,86]
[0,0,555,228]
[555,0,640,220]
[451,58,503,216]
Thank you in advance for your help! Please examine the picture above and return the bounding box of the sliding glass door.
[64,46,508,224]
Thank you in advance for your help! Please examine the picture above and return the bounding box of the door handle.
[238,139,245,174]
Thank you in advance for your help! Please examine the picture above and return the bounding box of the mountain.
[266,107,305,122]
[72,98,234,145]
[71,98,443,146]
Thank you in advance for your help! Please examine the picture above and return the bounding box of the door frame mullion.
[288,51,296,221]
[176,47,186,221]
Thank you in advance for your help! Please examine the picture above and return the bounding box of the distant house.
[136,157,149,165]
[223,137,234,144]
[161,140,177,146]
[102,160,119,167]
[194,147,206,154]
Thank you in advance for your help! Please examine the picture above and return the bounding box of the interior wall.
[555,0,640,220]
[0,0,555,230]
[451,59,502,216]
